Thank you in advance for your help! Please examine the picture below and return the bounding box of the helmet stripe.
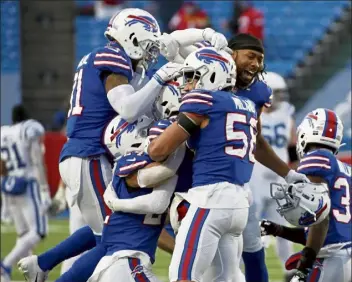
[323,109,337,139]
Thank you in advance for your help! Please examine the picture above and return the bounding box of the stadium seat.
[71,1,350,78]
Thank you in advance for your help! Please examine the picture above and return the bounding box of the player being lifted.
[1,105,50,282]
[262,108,351,282]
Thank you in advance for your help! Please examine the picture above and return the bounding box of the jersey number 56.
[225,113,257,163]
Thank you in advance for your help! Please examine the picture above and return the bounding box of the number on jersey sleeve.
[67,49,133,118]
[68,69,84,117]
[332,177,351,224]
[225,113,257,162]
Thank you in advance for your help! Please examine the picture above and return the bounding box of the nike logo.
[127,158,136,162]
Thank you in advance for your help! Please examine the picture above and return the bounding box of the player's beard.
[236,69,256,89]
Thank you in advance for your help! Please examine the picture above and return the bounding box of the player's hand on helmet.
[159,33,179,62]
[103,183,119,211]
[202,28,228,50]
[260,219,282,236]
[290,270,309,282]
[153,62,182,84]
[285,169,309,184]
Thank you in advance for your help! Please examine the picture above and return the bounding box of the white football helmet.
[181,47,236,91]
[105,8,161,65]
[262,72,289,106]
[271,182,331,227]
[103,115,153,159]
[154,74,183,120]
[296,108,344,159]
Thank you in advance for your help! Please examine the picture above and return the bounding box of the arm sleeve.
[107,78,163,123]
[112,175,178,214]
[178,45,197,60]
[169,28,205,47]
[179,89,214,115]
[137,143,186,187]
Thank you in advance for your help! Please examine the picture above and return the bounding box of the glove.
[48,184,67,216]
[260,219,282,236]
[153,62,182,85]
[103,183,119,211]
[202,28,228,50]
[159,33,179,62]
[290,270,309,282]
[285,169,309,184]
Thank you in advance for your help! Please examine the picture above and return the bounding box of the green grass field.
[1,219,297,282]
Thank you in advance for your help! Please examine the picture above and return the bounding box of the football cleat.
[18,255,48,282]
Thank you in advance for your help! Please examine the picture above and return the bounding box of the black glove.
[260,219,282,236]
[290,269,309,282]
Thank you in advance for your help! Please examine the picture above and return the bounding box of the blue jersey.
[102,152,165,263]
[234,79,272,111]
[180,89,258,187]
[60,42,133,161]
[297,149,352,246]
[102,149,193,262]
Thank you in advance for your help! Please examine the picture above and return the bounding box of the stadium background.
[1,1,351,281]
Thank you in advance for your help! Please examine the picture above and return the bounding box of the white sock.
[3,231,41,268]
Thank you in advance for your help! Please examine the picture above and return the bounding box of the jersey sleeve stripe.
[180,99,213,107]
[95,53,127,62]
[149,127,164,134]
[301,156,330,163]
[183,93,213,100]
[94,61,130,70]
[118,160,148,172]
[297,163,331,171]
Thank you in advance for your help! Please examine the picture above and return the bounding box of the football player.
[17,8,175,282]
[262,108,351,282]
[1,105,50,282]
[228,34,304,282]
[147,47,257,282]
[250,71,297,281]
[89,118,188,282]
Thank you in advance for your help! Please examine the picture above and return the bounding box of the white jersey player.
[0,105,50,282]
[249,72,296,278]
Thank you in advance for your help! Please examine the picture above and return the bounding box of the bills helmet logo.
[126,15,159,33]
[131,265,144,277]
[196,49,229,73]
[298,197,328,226]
